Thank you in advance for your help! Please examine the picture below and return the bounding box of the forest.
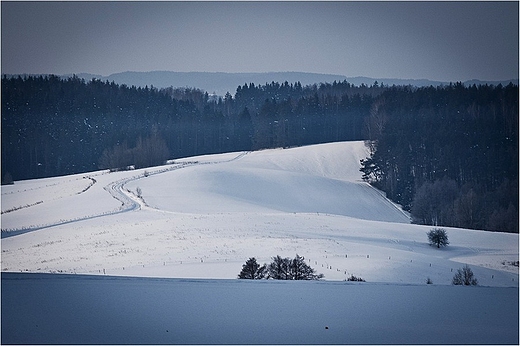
[360,82,518,232]
[1,75,518,232]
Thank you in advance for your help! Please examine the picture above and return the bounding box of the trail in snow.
[1,141,517,287]
[1,141,518,346]
[1,152,250,238]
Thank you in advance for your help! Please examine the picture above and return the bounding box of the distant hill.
[72,71,448,94]
[72,71,347,96]
[6,71,516,95]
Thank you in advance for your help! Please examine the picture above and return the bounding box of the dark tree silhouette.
[360,83,518,233]
[290,254,324,280]
[267,255,323,280]
[452,264,478,286]
[3,75,518,233]
[427,228,449,248]
[267,255,291,280]
[238,257,266,279]
[347,274,365,282]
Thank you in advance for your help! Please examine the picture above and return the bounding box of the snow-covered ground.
[1,141,518,344]
[2,141,517,285]
[2,272,518,344]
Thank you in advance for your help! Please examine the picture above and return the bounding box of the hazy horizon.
[2,2,518,82]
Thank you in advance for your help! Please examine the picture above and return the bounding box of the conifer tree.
[238,257,266,279]
[427,228,449,248]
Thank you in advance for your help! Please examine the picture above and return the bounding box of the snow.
[2,272,518,345]
[2,141,517,283]
[1,140,518,344]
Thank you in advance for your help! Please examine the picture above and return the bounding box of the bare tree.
[452,264,478,286]
[268,255,291,280]
[267,255,323,280]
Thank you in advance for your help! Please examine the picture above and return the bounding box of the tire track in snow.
[1,152,249,238]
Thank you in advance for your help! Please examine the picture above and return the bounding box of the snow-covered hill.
[1,141,517,286]
[2,141,518,344]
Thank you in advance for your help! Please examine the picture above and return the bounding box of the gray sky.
[2,1,518,82]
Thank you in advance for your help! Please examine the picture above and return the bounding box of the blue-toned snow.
[2,272,518,344]
[1,141,518,344]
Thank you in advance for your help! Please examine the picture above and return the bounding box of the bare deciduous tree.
[452,264,478,286]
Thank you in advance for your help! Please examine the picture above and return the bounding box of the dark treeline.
[1,75,375,181]
[2,75,518,232]
[361,82,518,232]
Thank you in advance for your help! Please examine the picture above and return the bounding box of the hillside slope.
[131,141,409,222]
[1,141,518,286]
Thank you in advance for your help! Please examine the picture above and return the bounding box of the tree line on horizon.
[2,75,518,232]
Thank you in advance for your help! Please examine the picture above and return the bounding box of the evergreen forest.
[2,75,518,232]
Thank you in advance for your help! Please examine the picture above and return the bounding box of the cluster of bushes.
[238,255,324,280]
[346,274,365,282]
[429,270,477,285]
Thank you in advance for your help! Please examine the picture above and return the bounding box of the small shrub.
[502,260,519,267]
[347,274,365,282]
[452,264,478,286]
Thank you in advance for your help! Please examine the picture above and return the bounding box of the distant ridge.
[72,71,520,95]
[6,71,517,95]
[73,71,348,96]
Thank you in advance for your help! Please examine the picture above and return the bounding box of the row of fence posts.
[305,254,514,282]
[93,254,515,282]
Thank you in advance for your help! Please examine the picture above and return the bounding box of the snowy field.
[3,272,518,344]
[1,141,518,344]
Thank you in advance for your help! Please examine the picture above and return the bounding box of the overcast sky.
[1,1,518,82]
